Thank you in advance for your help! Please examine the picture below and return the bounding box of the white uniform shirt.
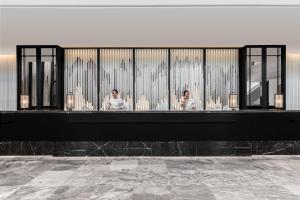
[180,97,196,111]
[107,98,125,110]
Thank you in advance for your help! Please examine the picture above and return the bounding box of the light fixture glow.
[274,94,284,109]
[20,94,29,109]
[229,93,238,110]
[66,93,75,111]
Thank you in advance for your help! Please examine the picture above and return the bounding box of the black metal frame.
[239,45,286,110]
[16,45,64,110]
[17,45,286,111]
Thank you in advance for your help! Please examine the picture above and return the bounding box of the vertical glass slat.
[99,49,134,111]
[206,49,239,110]
[64,49,97,111]
[170,49,204,110]
[135,49,169,111]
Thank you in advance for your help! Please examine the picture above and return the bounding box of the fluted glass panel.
[99,49,133,110]
[0,55,17,111]
[287,54,300,110]
[170,49,204,110]
[64,49,97,111]
[135,49,168,111]
[206,49,239,110]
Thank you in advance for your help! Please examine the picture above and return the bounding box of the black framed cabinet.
[17,45,64,110]
[239,45,286,109]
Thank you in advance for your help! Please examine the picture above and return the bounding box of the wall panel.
[0,55,17,111]
[287,54,300,110]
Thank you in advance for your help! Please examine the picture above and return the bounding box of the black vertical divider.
[168,49,171,110]
[16,47,22,110]
[40,62,45,108]
[262,48,267,109]
[281,45,286,109]
[36,48,42,109]
[133,49,136,111]
[97,49,100,111]
[203,49,206,110]
[28,62,32,108]
[239,47,246,109]
[58,47,64,110]
[50,62,54,108]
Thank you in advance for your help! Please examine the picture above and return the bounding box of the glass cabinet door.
[20,48,37,108]
[41,48,57,108]
[244,46,285,109]
[246,48,263,107]
[266,48,282,107]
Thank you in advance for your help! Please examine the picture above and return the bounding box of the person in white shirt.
[180,90,197,111]
[106,89,126,111]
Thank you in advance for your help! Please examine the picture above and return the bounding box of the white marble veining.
[0,156,300,199]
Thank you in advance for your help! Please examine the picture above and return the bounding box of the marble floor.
[0,156,300,200]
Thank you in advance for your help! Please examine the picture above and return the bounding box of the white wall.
[287,54,300,110]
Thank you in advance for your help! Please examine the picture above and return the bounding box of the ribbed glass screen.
[206,49,239,110]
[64,49,98,111]
[99,49,133,111]
[63,48,239,111]
[170,49,204,110]
[135,49,169,111]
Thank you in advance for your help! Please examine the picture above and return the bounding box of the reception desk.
[1,111,300,141]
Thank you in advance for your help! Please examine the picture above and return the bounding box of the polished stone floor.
[0,156,300,200]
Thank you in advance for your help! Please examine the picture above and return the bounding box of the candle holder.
[229,93,238,110]
[20,94,29,109]
[66,93,75,111]
[274,94,284,109]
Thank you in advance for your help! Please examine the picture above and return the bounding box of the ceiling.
[1,5,300,54]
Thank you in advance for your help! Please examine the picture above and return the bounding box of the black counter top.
[1,111,300,141]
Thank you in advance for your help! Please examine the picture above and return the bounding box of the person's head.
[112,89,118,98]
[183,90,190,98]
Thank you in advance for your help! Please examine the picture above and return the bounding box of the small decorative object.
[274,94,284,109]
[229,93,238,110]
[20,94,29,109]
[66,93,75,111]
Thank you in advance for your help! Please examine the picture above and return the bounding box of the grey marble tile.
[0,186,20,200]
[5,186,56,200]
[172,184,216,200]
[210,185,300,200]
[26,171,75,187]
[0,156,300,200]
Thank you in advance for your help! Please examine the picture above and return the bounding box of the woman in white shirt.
[106,89,126,111]
[180,90,197,111]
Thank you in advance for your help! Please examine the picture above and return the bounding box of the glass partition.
[64,49,98,111]
[135,49,169,111]
[170,49,204,110]
[206,49,239,110]
[99,49,133,111]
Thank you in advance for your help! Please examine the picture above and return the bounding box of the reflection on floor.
[0,156,300,200]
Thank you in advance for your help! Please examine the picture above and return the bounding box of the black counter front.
[1,111,300,141]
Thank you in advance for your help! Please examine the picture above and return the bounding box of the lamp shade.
[20,94,29,109]
[66,93,75,111]
[274,94,284,109]
[229,93,238,109]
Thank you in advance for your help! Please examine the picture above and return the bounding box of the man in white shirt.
[106,89,126,111]
[180,90,197,111]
